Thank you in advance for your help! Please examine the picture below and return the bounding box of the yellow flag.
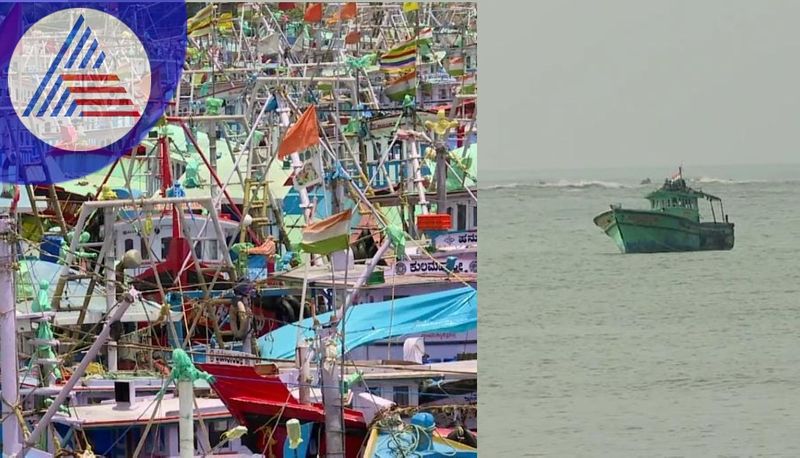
[403,2,419,12]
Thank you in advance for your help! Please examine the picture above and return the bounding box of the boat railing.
[365,159,411,189]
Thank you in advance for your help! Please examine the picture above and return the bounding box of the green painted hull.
[593,209,734,254]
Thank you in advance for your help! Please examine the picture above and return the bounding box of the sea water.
[480,164,800,456]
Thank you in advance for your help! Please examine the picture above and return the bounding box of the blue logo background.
[0,1,187,185]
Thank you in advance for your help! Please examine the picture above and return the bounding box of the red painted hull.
[198,363,368,458]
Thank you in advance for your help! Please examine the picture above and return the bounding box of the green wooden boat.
[593,169,734,253]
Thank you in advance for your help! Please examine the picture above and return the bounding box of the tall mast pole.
[1,214,21,456]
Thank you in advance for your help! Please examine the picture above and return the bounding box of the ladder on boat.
[239,142,273,243]
[25,185,70,238]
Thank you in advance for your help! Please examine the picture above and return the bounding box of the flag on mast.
[278,106,320,159]
[300,210,353,255]
[384,70,417,101]
[379,38,417,73]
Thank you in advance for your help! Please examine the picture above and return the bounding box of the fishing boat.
[593,168,735,253]
[50,391,252,457]
[362,413,477,458]
[198,358,477,458]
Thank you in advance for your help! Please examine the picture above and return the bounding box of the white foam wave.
[535,179,630,189]
[481,180,631,191]
[690,176,772,185]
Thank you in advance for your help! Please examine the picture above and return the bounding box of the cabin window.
[472,206,478,227]
[393,385,410,405]
[161,238,171,259]
[368,386,382,398]
[390,142,402,160]
[140,239,150,260]
[124,238,134,252]
[207,419,229,450]
[457,204,467,231]
[156,431,167,454]
[194,241,203,259]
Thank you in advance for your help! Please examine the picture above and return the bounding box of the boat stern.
[699,222,735,251]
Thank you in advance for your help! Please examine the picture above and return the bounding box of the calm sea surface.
[480,164,800,456]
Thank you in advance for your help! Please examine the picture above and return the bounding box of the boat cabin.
[112,214,240,277]
[50,389,252,457]
[646,177,729,224]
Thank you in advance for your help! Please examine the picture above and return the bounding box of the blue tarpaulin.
[258,287,477,360]
[283,421,313,457]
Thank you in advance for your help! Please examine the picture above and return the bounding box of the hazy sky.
[481,0,800,170]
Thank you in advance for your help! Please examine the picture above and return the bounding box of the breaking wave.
[481,177,799,192]
[537,180,630,189]
[690,176,741,185]
[687,176,790,185]
[481,182,522,190]
[481,180,630,191]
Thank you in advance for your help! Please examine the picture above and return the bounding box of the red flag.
[278,106,320,159]
[278,2,295,10]
[340,2,357,20]
[304,3,322,22]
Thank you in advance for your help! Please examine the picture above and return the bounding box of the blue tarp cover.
[258,286,477,360]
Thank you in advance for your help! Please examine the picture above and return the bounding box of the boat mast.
[20,289,139,456]
[0,214,21,456]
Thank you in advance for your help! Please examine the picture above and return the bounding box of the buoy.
[229,300,251,339]
[410,412,435,451]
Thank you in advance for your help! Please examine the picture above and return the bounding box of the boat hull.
[593,209,734,254]
[198,363,368,458]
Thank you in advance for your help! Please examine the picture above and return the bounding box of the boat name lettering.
[394,257,477,275]
[435,231,477,247]
[411,260,462,274]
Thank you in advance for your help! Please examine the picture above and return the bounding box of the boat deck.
[51,395,230,428]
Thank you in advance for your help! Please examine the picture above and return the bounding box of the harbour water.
[480,164,800,456]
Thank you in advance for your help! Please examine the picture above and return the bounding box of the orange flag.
[304,3,322,22]
[278,106,320,159]
[340,2,357,20]
[345,30,361,44]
